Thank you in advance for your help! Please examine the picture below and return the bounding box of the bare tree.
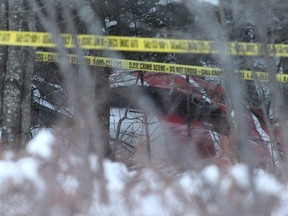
[2,0,35,149]
[0,0,8,128]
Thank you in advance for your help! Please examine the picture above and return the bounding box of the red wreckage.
[33,70,283,171]
[109,71,283,171]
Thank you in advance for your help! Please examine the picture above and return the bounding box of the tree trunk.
[94,67,114,159]
[20,5,36,147]
[282,58,288,104]
[88,0,114,159]
[2,0,35,149]
[0,0,8,128]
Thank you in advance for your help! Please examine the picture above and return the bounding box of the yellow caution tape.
[36,51,221,76]
[1,30,288,56]
[35,51,288,83]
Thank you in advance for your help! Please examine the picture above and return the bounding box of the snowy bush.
[0,130,287,216]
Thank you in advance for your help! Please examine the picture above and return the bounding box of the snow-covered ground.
[0,130,288,216]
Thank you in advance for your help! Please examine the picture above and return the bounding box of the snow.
[0,157,45,196]
[26,129,55,159]
[199,0,219,6]
[254,169,283,195]
[0,132,288,215]
[105,20,118,29]
[229,163,250,188]
[179,173,200,194]
[104,159,128,192]
[201,164,220,185]
[57,173,79,195]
